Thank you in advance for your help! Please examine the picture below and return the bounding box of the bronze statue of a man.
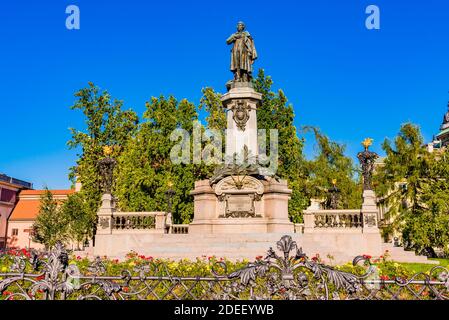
[226,22,257,82]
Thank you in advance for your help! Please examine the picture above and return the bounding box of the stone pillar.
[155,212,166,231]
[303,212,315,233]
[221,86,262,160]
[361,190,380,233]
[263,178,294,233]
[189,180,217,233]
[96,193,115,235]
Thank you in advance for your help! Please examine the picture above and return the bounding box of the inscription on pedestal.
[221,194,259,218]
[215,176,264,218]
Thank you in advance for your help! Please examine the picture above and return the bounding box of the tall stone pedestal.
[221,86,262,160]
[361,190,380,233]
[361,189,381,255]
[189,176,294,234]
[190,84,293,234]
[96,193,116,235]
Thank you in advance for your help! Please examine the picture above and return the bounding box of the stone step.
[380,243,438,264]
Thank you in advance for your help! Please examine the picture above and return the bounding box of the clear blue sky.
[1,0,448,189]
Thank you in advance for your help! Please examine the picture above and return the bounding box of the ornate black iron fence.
[0,236,448,300]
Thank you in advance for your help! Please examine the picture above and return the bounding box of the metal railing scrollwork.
[1,236,448,300]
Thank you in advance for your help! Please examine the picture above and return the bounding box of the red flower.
[36,275,45,281]
[122,287,129,293]
[255,255,263,261]
[76,256,82,260]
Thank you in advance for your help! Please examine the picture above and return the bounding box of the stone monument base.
[189,177,294,234]
[92,232,381,265]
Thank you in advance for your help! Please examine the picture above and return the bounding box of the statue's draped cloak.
[229,32,257,74]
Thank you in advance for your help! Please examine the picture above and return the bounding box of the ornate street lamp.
[327,179,340,210]
[164,182,175,233]
[98,145,117,194]
[165,181,176,214]
[357,138,378,191]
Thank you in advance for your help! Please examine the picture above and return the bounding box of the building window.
[12,229,18,236]
[0,188,16,203]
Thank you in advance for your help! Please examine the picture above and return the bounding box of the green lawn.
[397,258,449,274]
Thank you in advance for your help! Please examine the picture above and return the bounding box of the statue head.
[236,21,245,32]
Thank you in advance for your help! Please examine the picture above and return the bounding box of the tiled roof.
[9,189,74,221]
[19,190,75,196]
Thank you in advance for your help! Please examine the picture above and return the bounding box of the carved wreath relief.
[231,100,251,131]
[364,214,377,227]
[99,217,110,229]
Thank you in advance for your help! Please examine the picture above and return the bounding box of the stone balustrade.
[112,213,156,230]
[108,212,166,234]
[294,223,304,233]
[303,209,363,232]
[170,224,189,234]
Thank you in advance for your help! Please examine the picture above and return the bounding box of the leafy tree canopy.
[375,123,449,256]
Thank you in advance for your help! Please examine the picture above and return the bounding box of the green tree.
[254,69,309,222]
[305,127,362,209]
[60,193,93,249]
[32,189,68,249]
[375,123,449,256]
[115,96,209,223]
[67,82,138,233]
[199,87,226,130]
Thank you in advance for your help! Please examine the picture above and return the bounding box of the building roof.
[19,190,74,196]
[9,189,74,221]
[0,173,33,189]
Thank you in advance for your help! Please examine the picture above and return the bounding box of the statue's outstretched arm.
[226,33,236,44]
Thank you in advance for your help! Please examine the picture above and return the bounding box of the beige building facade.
[7,189,74,249]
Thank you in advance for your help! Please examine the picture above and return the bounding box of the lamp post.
[165,181,175,214]
[327,179,340,210]
[164,182,175,233]
[358,138,380,230]
[98,146,117,195]
[357,138,378,191]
